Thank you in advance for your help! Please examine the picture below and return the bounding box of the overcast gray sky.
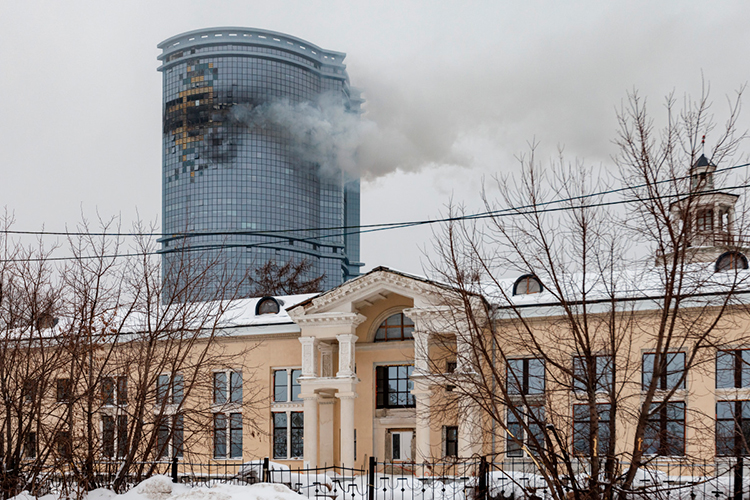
[1,1,749,275]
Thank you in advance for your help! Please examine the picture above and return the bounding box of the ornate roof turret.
[690,154,716,191]
[662,154,747,266]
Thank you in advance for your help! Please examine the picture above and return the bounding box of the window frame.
[572,403,612,456]
[376,365,415,409]
[716,400,750,456]
[374,312,415,342]
[56,430,72,460]
[507,358,545,395]
[101,375,127,406]
[716,252,749,272]
[24,431,37,459]
[273,368,302,403]
[156,373,184,406]
[643,401,686,457]
[641,352,686,391]
[717,349,750,389]
[156,414,183,459]
[56,378,72,403]
[696,208,714,233]
[573,355,614,394]
[513,275,543,296]
[213,412,242,459]
[272,410,304,459]
[214,370,243,405]
[506,405,546,457]
[444,426,458,458]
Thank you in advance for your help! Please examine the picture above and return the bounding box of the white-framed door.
[390,430,413,461]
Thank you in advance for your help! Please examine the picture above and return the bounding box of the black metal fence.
[15,456,750,500]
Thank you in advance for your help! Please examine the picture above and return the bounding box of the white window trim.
[272,367,303,406]
[272,409,304,460]
[212,369,243,411]
[213,411,243,460]
[100,413,128,459]
[101,374,127,408]
[154,372,183,415]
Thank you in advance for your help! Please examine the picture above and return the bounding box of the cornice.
[290,312,367,328]
[303,272,435,314]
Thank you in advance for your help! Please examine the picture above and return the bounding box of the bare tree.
[424,86,750,500]
[248,257,325,296]
[0,214,265,498]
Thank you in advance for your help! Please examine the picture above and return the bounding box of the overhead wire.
[2,161,750,263]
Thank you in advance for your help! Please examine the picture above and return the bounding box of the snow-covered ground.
[7,468,750,500]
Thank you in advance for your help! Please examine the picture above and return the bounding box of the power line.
[4,160,749,240]
[2,161,750,263]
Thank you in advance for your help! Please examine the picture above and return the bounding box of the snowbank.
[11,476,305,500]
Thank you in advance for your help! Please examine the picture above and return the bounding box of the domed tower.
[668,154,748,269]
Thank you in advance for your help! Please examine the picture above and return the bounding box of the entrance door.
[390,431,413,461]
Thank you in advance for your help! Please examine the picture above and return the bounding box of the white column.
[458,396,481,457]
[299,337,319,378]
[318,397,335,466]
[302,393,319,467]
[336,334,358,378]
[456,331,474,374]
[319,342,333,378]
[412,330,429,374]
[412,378,432,462]
[337,392,356,467]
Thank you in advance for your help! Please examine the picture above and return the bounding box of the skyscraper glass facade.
[157,28,363,297]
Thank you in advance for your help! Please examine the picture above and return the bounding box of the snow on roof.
[482,259,750,317]
[216,293,319,328]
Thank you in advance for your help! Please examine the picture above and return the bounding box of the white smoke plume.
[230,92,470,180]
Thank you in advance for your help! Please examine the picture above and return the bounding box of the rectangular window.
[25,432,36,459]
[644,402,685,456]
[214,372,227,404]
[117,376,128,405]
[56,431,71,459]
[229,413,242,458]
[57,378,71,403]
[290,370,301,401]
[273,411,303,459]
[506,406,545,457]
[376,365,415,409]
[117,415,128,458]
[157,419,170,459]
[274,370,287,402]
[716,350,750,389]
[157,374,183,405]
[290,411,303,458]
[445,426,458,457]
[697,208,714,233]
[507,358,545,395]
[22,380,37,404]
[102,415,115,457]
[102,377,115,406]
[642,352,686,391]
[573,404,612,456]
[155,414,182,459]
[273,369,301,402]
[230,372,243,403]
[273,412,287,459]
[573,356,613,393]
[214,413,227,458]
[716,401,750,456]
[173,414,183,459]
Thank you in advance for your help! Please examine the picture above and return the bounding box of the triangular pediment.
[288,267,447,317]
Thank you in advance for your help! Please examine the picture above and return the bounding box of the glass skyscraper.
[157,28,363,296]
